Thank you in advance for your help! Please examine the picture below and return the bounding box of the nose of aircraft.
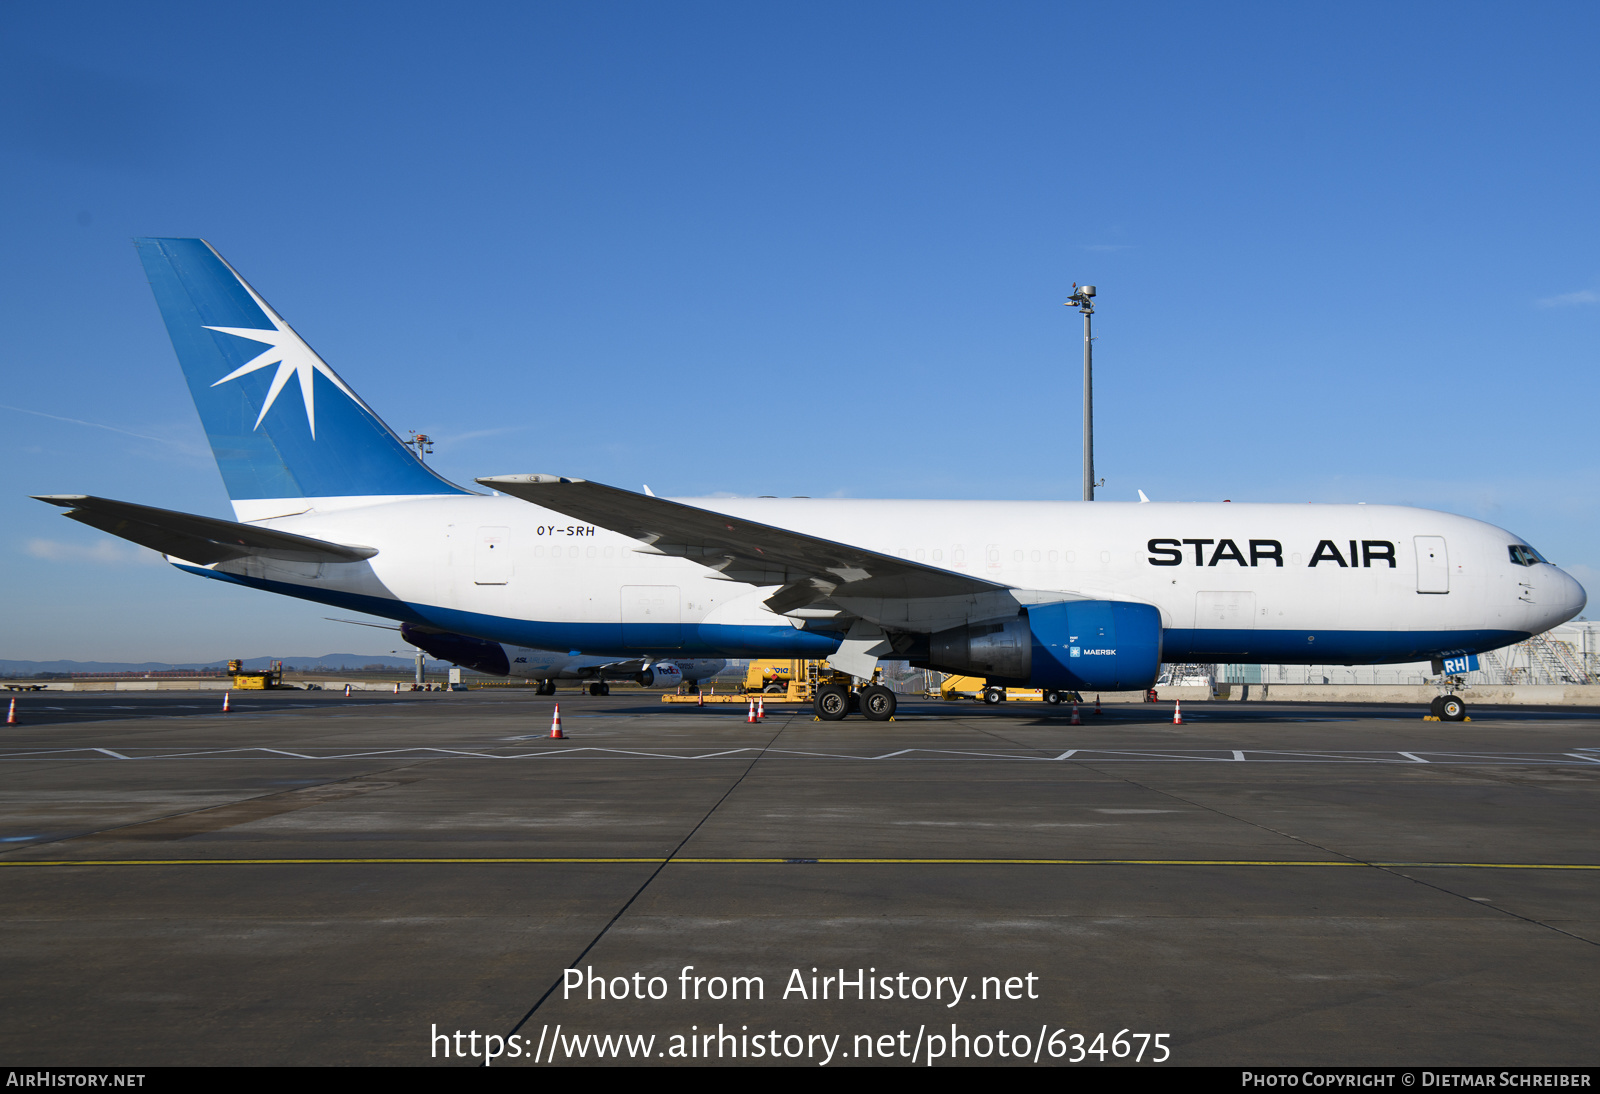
[1543,566,1588,630]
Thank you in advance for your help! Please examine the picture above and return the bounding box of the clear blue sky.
[3,1,1596,661]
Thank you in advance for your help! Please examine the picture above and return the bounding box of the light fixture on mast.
[1065,284,1098,501]
[405,432,434,462]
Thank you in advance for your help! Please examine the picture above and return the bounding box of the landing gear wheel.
[815,684,850,721]
[860,685,897,721]
[982,686,1005,705]
[587,682,604,697]
[1044,689,1062,705]
[537,680,556,696]
[1429,695,1443,717]
[1439,694,1466,722]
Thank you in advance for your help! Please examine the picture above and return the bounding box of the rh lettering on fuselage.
[534,525,598,537]
[1146,539,1397,568]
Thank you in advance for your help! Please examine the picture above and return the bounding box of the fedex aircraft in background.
[34,239,1586,721]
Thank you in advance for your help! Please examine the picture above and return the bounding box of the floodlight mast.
[1066,284,1097,501]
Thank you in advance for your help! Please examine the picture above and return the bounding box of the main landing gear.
[814,684,896,722]
[535,679,557,696]
[587,681,611,696]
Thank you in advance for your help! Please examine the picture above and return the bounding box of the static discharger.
[549,704,565,739]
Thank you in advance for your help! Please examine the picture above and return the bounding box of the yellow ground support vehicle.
[744,659,852,703]
[228,658,284,690]
[667,659,900,720]
[663,659,847,704]
[939,673,1080,706]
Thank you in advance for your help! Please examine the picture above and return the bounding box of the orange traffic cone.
[746,699,755,723]
[1172,701,1183,725]
[757,698,765,722]
[1094,695,1102,715]
[5,698,16,725]
[697,690,704,706]
[1070,703,1082,725]
[549,704,565,739]
[221,691,231,713]
[344,683,352,698]
[393,683,400,694]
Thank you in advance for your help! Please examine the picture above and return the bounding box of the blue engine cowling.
[1025,600,1162,691]
[926,600,1163,691]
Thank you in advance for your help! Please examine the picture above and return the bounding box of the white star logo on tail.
[203,275,362,439]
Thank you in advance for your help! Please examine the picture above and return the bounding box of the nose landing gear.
[1427,675,1470,721]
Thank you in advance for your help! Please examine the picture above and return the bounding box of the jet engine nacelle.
[928,600,1162,691]
[636,661,684,688]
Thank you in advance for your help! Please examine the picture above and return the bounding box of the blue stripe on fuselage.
[1163,627,1530,664]
[174,566,1530,666]
[173,565,842,658]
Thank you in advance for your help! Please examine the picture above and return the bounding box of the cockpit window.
[1508,545,1548,567]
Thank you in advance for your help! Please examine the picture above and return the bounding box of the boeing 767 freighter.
[33,239,1586,721]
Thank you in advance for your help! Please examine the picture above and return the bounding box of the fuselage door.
[1415,536,1449,594]
[474,526,512,585]
[622,585,682,648]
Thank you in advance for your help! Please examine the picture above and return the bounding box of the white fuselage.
[186,494,1584,668]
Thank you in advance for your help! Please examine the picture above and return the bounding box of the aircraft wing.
[33,495,378,566]
[477,474,1007,610]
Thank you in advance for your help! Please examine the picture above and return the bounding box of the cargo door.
[1415,536,1449,594]
[621,585,682,648]
[473,526,512,585]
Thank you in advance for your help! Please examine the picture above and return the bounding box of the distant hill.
[0,654,451,676]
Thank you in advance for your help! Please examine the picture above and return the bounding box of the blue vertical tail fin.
[134,238,469,503]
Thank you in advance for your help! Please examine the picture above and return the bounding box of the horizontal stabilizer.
[33,495,378,566]
[476,474,1006,601]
